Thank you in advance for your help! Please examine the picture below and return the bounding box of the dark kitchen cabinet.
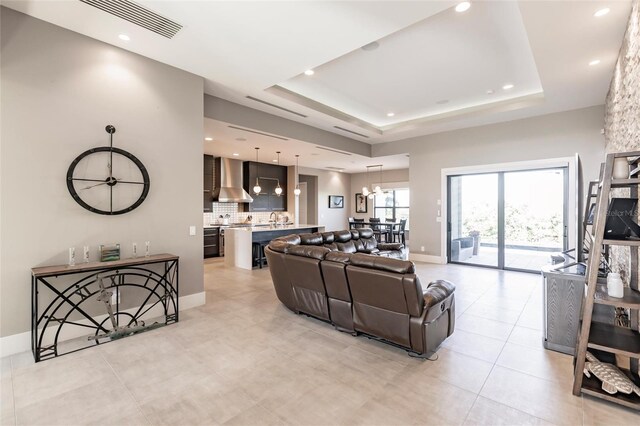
[204,227,219,258]
[242,161,287,212]
[203,155,214,212]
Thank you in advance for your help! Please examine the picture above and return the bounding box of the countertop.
[225,224,324,233]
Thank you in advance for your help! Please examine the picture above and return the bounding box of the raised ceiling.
[3,0,632,145]
[203,118,409,174]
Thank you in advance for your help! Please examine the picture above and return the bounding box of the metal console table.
[31,253,179,362]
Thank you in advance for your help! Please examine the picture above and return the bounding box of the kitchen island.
[225,224,325,270]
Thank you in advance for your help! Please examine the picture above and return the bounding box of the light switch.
[189,226,196,236]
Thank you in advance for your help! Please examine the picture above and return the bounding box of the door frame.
[440,155,579,266]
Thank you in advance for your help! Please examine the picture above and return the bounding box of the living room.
[1,1,639,425]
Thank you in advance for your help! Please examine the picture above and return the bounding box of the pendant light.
[362,166,370,196]
[374,165,383,195]
[253,147,261,195]
[274,151,283,196]
[294,155,301,196]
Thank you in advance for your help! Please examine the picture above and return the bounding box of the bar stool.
[252,241,269,269]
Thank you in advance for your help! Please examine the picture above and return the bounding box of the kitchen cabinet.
[242,161,287,212]
[204,226,219,258]
[203,155,214,212]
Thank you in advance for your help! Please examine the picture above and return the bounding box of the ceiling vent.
[333,126,369,139]
[79,0,183,39]
[227,125,289,141]
[325,167,345,171]
[246,96,308,118]
[315,146,352,156]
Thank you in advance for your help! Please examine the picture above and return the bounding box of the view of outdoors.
[449,168,566,271]
[373,189,410,229]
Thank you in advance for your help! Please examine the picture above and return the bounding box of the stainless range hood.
[211,157,253,203]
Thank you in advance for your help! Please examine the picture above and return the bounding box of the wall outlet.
[420,246,425,252]
[189,225,196,236]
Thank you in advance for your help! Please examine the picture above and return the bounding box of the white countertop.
[226,224,324,233]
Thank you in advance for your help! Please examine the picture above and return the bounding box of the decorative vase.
[613,158,629,179]
[607,272,624,298]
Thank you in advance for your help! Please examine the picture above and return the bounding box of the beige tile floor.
[1,259,639,425]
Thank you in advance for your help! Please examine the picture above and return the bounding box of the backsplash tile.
[203,203,293,226]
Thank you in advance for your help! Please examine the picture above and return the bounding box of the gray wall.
[299,168,350,232]
[0,8,204,338]
[372,106,606,257]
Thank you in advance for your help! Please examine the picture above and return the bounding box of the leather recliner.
[264,230,455,357]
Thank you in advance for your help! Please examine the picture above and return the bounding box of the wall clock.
[66,125,150,215]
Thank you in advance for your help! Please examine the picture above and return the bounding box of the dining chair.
[393,219,407,246]
[348,217,355,229]
[369,217,384,241]
[353,218,365,229]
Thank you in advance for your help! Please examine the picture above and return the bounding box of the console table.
[31,253,179,362]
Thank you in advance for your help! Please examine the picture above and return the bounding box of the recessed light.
[272,159,278,162]
[232,153,239,156]
[594,8,610,17]
[304,69,315,76]
[589,59,601,66]
[387,112,395,117]
[486,89,495,94]
[118,34,130,41]
[455,2,471,13]
[502,84,514,90]
[204,137,213,141]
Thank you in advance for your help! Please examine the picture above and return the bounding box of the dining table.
[348,221,400,242]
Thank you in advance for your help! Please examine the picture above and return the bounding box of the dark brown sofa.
[265,229,456,357]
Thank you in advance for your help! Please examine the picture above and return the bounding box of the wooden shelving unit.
[573,151,640,410]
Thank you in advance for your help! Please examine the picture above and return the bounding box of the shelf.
[602,238,640,247]
[610,178,640,188]
[581,367,640,411]
[587,322,640,358]
[594,284,640,308]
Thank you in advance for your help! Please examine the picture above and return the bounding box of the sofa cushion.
[353,238,365,252]
[358,228,374,239]
[324,243,338,251]
[325,251,352,264]
[362,237,378,251]
[288,245,330,260]
[299,233,323,246]
[350,253,415,274]
[423,280,456,309]
[276,234,301,245]
[336,240,357,254]
[268,241,291,253]
[321,232,335,244]
[350,229,360,240]
[378,242,404,251]
[334,230,352,243]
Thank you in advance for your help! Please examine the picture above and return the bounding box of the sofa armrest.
[358,248,380,255]
[423,280,456,309]
[377,242,404,251]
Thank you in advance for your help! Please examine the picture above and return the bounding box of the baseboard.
[0,291,206,358]
[409,253,446,264]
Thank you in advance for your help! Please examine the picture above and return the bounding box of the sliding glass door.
[448,167,567,272]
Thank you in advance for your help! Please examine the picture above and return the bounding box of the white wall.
[372,106,605,258]
[0,8,204,339]
[350,168,410,219]
[298,167,350,232]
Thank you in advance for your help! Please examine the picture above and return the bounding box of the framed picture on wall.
[328,195,344,209]
[355,193,367,213]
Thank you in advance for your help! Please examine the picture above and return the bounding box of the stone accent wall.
[604,0,640,347]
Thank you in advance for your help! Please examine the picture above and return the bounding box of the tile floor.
[1,259,639,425]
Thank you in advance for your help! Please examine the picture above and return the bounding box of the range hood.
[211,157,253,203]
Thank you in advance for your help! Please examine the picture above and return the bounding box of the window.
[373,189,409,229]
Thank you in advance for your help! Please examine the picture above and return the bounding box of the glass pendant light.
[274,151,283,196]
[374,165,383,195]
[253,147,261,195]
[293,154,301,196]
[362,166,371,196]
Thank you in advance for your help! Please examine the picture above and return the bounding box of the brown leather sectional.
[265,228,456,357]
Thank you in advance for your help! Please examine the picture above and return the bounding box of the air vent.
[333,126,370,139]
[227,125,289,141]
[326,167,345,171]
[246,96,308,118]
[315,146,352,156]
[79,0,183,39]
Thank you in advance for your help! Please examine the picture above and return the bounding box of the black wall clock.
[66,125,150,215]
